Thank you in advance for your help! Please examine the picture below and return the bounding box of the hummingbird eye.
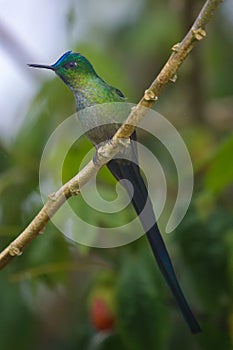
[64,61,78,69]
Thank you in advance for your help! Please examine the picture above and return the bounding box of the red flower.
[90,298,115,332]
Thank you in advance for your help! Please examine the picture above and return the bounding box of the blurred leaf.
[224,229,233,293]
[177,206,233,309]
[204,134,233,194]
[116,252,169,350]
[0,274,36,349]
[96,332,128,350]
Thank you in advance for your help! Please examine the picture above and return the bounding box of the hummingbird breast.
[77,101,130,145]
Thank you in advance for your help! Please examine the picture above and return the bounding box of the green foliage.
[0,273,36,350]
[116,252,169,350]
[177,207,230,308]
[204,134,233,195]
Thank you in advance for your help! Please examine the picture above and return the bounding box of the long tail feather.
[107,158,201,334]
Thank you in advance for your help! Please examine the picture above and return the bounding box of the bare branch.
[0,0,223,270]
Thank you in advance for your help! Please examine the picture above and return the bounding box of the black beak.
[28,63,56,70]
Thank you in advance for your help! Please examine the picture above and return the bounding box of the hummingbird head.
[28,51,96,90]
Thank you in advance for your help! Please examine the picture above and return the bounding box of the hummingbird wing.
[107,131,201,334]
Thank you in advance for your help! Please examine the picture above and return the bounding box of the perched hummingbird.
[29,51,201,334]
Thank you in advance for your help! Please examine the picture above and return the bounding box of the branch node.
[170,74,178,83]
[9,244,22,257]
[69,184,81,196]
[48,192,57,201]
[144,89,158,101]
[117,138,131,148]
[171,43,180,52]
[192,28,206,41]
[39,228,45,235]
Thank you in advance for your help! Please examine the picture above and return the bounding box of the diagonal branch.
[0,0,223,270]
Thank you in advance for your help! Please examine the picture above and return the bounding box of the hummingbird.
[29,51,201,334]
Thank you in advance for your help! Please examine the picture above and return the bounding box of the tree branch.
[0,0,223,270]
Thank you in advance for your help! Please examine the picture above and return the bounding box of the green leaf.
[205,134,233,194]
[116,253,169,350]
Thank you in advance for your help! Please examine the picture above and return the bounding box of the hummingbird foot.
[93,139,113,165]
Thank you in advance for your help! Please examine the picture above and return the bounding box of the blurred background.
[0,0,233,349]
